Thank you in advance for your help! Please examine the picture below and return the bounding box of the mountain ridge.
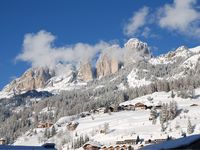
[1,39,200,99]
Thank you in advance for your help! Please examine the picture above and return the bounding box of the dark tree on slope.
[150,107,157,124]
[159,101,178,124]
[72,135,89,149]
[51,125,56,137]
[169,101,178,120]
[187,119,193,134]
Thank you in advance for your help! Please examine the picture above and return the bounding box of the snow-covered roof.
[83,141,102,148]
[0,138,5,141]
[141,134,200,150]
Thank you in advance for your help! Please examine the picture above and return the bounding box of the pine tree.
[160,103,167,123]
[51,126,56,137]
[171,101,177,119]
[161,122,165,132]
[187,119,193,134]
[150,107,157,124]
[104,123,109,134]
[171,91,175,98]
[44,128,48,138]
[136,135,140,144]
[34,130,37,135]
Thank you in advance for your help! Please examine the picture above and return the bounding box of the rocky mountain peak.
[123,38,151,65]
[124,38,150,54]
[176,46,189,52]
[3,67,54,93]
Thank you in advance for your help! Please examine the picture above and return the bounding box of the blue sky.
[0,0,200,89]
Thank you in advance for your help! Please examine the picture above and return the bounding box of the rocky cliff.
[96,54,119,78]
[78,62,94,81]
[3,67,54,93]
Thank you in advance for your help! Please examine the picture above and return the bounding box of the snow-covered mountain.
[1,39,200,149]
[0,38,152,98]
[2,38,200,99]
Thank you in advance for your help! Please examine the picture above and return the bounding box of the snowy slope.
[127,45,200,88]
[14,88,200,149]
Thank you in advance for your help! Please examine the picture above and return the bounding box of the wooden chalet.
[114,145,121,150]
[128,104,135,110]
[66,121,79,131]
[120,104,135,111]
[116,139,137,145]
[134,102,147,110]
[121,105,130,111]
[37,122,53,128]
[124,139,137,145]
[107,145,114,150]
[116,140,126,145]
[83,141,101,150]
[101,145,107,150]
[0,138,6,145]
[121,144,127,150]
[190,103,198,107]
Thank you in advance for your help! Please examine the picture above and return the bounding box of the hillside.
[13,89,200,149]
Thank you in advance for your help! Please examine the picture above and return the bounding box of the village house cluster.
[37,122,54,128]
[82,136,168,150]
[0,138,6,145]
[87,101,162,116]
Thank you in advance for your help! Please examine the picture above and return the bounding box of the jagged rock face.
[111,58,119,74]
[124,38,149,53]
[96,54,119,78]
[4,67,54,93]
[78,62,94,81]
[124,38,150,65]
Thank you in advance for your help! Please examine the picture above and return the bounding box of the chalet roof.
[101,145,107,148]
[135,102,146,106]
[108,145,114,148]
[141,134,200,150]
[0,138,5,141]
[67,121,79,126]
[83,141,102,148]
[122,144,127,147]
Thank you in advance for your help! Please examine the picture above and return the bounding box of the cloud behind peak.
[16,30,111,69]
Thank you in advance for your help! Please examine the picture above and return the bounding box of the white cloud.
[141,27,151,38]
[123,7,149,37]
[16,30,150,75]
[158,0,200,38]
[16,30,111,69]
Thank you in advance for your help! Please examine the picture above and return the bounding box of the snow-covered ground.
[127,68,151,88]
[14,89,200,149]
